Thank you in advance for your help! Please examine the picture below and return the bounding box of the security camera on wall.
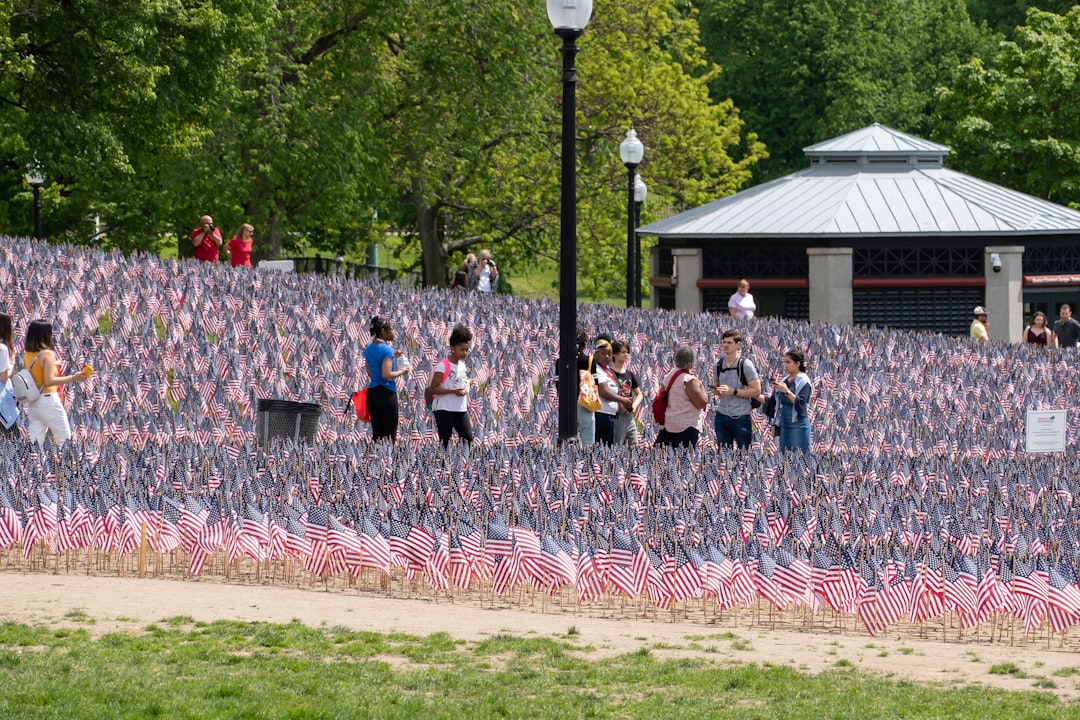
[990,253,1002,273]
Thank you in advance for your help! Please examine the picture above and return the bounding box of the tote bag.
[351,388,371,423]
[577,357,601,412]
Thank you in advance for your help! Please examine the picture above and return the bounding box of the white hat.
[973,306,988,316]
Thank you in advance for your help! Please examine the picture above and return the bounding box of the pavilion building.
[639,124,1080,339]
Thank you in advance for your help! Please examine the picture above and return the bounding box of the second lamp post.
[25,166,44,241]
[619,128,644,308]
[633,173,646,308]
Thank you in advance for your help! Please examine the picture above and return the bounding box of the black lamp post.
[619,128,644,308]
[549,0,592,444]
[633,173,646,308]
[24,166,44,241]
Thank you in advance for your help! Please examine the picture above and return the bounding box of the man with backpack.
[710,329,762,450]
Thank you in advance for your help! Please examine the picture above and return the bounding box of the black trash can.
[256,399,322,446]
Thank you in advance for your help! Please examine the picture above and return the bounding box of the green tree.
[699,0,993,182]
[936,7,1080,206]
[1,0,764,298]
[567,0,766,299]
[374,0,767,294]
[0,0,248,249]
[181,1,398,261]
[966,0,1076,38]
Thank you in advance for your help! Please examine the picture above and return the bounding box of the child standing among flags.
[23,319,90,446]
[365,316,410,443]
[427,324,474,447]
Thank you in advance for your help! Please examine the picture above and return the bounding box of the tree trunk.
[413,187,449,288]
[245,196,286,263]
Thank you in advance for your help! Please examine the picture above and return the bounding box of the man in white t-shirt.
[728,279,756,320]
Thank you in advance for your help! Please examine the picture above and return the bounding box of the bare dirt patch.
[1,573,1078,702]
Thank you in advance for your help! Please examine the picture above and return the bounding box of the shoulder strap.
[665,368,688,395]
[718,356,750,387]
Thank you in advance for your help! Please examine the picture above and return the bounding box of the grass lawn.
[0,619,1067,719]
[506,260,648,308]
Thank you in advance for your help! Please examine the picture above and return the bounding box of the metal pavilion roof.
[639,124,1080,239]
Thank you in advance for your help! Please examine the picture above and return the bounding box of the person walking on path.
[728,279,756,320]
[1023,311,1054,346]
[970,306,989,341]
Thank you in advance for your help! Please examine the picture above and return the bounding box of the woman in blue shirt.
[365,316,410,442]
[764,348,812,453]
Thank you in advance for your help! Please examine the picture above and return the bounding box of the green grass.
[0,619,1069,719]
[97,312,114,336]
[990,662,1028,678]
[507,259,648,307]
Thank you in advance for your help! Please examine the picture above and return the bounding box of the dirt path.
[1,573,1078,702]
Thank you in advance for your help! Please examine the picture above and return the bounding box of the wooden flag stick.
[138,521,147,578]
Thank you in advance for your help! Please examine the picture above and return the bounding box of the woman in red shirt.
[226,223,254,267]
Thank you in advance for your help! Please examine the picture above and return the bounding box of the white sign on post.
[1026,410,1067,453]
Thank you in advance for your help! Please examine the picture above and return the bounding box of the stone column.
[984,245,1024,343]
[807,247,853,326]
[671,247,702,313]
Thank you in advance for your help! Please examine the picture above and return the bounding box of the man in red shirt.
[191,215,223,262]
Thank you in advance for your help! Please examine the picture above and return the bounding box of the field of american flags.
[4,235,1080,646]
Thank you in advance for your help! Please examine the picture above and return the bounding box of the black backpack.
[715,357,762,410]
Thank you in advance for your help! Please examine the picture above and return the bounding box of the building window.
[655,289,676,310]
[655,248,674,277]
[1022,244,1080,275]
[853,288,983,335]
[853,247,982,277]
[702,247,808,279]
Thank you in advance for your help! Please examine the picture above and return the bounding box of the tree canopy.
[697,0,994,182]
[0,0,764,298]
[6,1,1080,297]
[936,7,1080,207]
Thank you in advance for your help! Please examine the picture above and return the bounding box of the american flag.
[4,236,1080,636]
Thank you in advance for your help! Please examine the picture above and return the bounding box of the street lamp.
[549,0,592,444]
[633,173,647,308]
[24,166,44,241]
[619,128,644,308]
